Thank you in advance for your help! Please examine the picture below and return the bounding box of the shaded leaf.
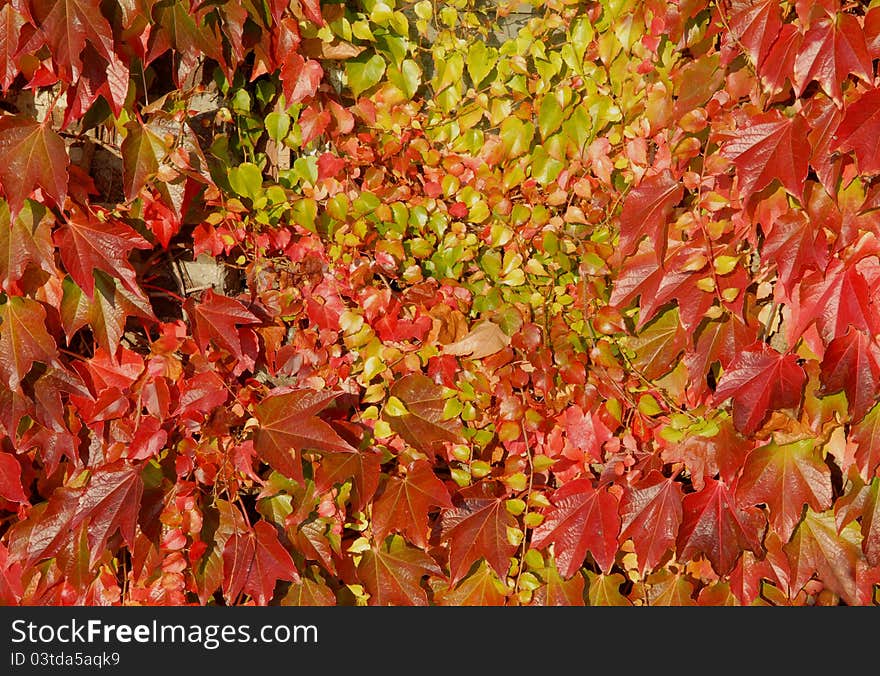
[0,296,58,391]
[434,560,509,606]
[832,86,880,176]
[186,289,260,363]
[819,327,880,423]
[0,116,69,216]
[384,373,462,455]
[223,520,299,605]
[618,471,684,574]
[617,170,683,261]
[586,572,632,606]
[358,536,442,606]
[372,460,453,548]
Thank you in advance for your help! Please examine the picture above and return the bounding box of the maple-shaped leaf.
[0,116,69,216]
[586,572,632,606]
[758,23,802,96]
[434,560,509,606]
[719,110,810,204]
[726,0,783,70]
[281,578,337,606]
[676,478,764,576]
[194,499,247,605]
[712,342,807,435]
[618,471,684,574]
[531,563,585,606]
[314,449,381,512]
[223,520,299,605]
[54,205,151,299]
[280,53,323,105]
[0,451,27,503]
[803,93,845,196]
[684,313,758,402]
[760,210,828,296]
[0,542,23,605]
[0,199,55,294]
[737,437,832,542]
[440,485,518,584]
[0,4,25,91]
[832,86,880,176]
[793,14,872,105]
[783,509,862,605]
[384,373,463,455]
[7,462,143,568]
[358,536,442,606]
[253,389,357,484]
[819,327,880,423]
[121,119,167,202]
[372,460,453,548]
[859,478,880,567]
[0,296,58,391]
[644,569,696,606]
[617,170,683,261]
[791,258,876,346]
[185,289,260,362]
[60,271,156,355]
[531,479,620,577]
[31,0,115,80]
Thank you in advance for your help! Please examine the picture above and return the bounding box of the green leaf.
[227,162,263,200]
[500,117,534,159]
[467,42,498,88]
[538,94,564,140]
[387,59,421,99]
[530,146,564,184]
[265,111,291,143]
[346,54,386,98]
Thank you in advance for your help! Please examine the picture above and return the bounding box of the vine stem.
[513,418,535,603]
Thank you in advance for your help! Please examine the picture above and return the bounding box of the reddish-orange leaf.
[223,520,299,605]
[712,342,807,435]
[684,313,758,402]
[0,116,69,216]
[0,451,27,503]
[644,569,696,606]
[803,93,845,196]
[372,460,453,548]
[0,296,58,391]
[758,23,801,96]
[819,327,880,423]
[760,210,828,296]
[836,476,880,567]
[737,438,832,542]
[866,6,880,59]
[793,14,872,105]
[0,542,23,605]
[7,462,142,568]
[315,449,381,512]
[531,479,620,576]
[677,478,764,576]
[31,0,115,79]
[385,373,462,456]
[280,52,323,104]
[719,110,810,204]
[784,509,862,605]
[357,536,442,606]
[441,486,518,584]
[0,4,24,91]
[727,0,783,70]
[852,403,880,481]
[54,205,151,299]
[531,564,585,606]
[253,389,356,484]
[186,289,260,362]
[618,471,684,574]
[791,258,876,346]
[832,86,880,176]
[617,169,683,261]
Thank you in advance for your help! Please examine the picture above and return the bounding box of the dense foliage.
[1,0,879,606]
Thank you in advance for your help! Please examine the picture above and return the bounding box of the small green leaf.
[467,42,498,88]
[265,111,290,142]
[538,94,564,140]
[227,162,263,200]
[346,55,386,98]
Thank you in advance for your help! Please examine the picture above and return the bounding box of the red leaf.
[660,416,753,491]
[358,536,442,606]
[0,4,25,91]
[0,296,58,391]
[793,14,872,105]
[0,451,27,503]
[677,478,764,576]
[186,289,260,362]
[0,116,69,216]
[7,462,143,568]
[31,0,115,80]
[684,314,758,402]
[819,327,880,423]
[791,258,876,346]
[54,205,151,299]
[531,479,620,576]
[384,373,463,456]
[757,23,801,96]
[619,471,684,574]
[727,0,783,70]
[315,449,381,512]
[712,342,807,435]
[832,86,880,177]
[737,438,832,542]
[372,460,453,548]
[866,6,880,59]
[760,210,828,296]
[253,389,356,484]
[852,403,880,481]
[617,169,683,261]
[317,152,345,181]
[0,542,23,605]
[440,486,518,584]
[720,110,810,204]
[280,53,322,104]
[803,93,845,196]
[223,521,299,605]
[561,405,613,464]
[298,0,325,26]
